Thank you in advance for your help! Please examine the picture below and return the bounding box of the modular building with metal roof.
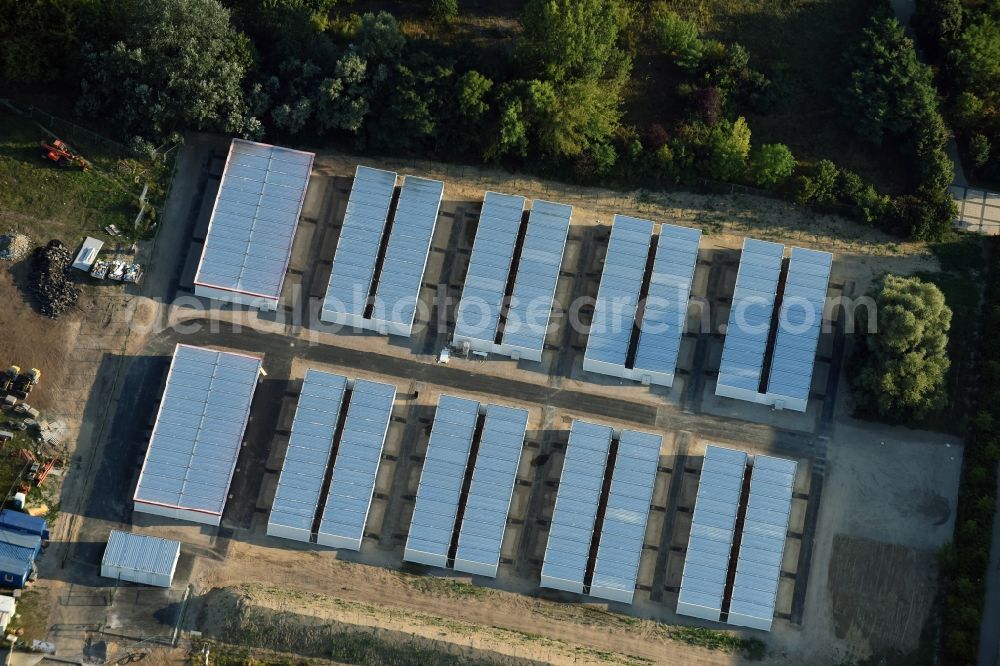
[583,215,653,378]
[194,139,314,311]
[765,248,833,412]
[583,218,701,387]
[631,223,701,386]
[0,529,41,588]
[133,344,261,526]
[716,238,784,404]
[540,420,612,594]
[452,192,527,354]
[101,530,181,588]
[715,239,832,412]
[317,379,396,550]
[321,166,398,329]
[496,200,572,362]
[404,395,479,568]
[589,429,661,604]
[368,175,445,336]
[452,403,529,577]
[676,445,747,622]
[268,370,348,542]
[728,455,797,631]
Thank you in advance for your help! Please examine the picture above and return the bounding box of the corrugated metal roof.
[0,528,39,574]
[717,239,784,395]
[676,445,747,621]
[590,428,661,604]
[453,404,529,577]
[268,370,348,540]
[102,530,180,577]
[322,166,397,319]
[765,247,832,407]
[633,223,701,382]
[453,192,526,346]
[195,139,314,299]
[584,215,653,369]
[317,379,396,549]
[501,200,572,356]
[372,175,444,335]
[404,395,479,568]
[134,345,261,517]
[728,455,797,631]
[540,420,612,593]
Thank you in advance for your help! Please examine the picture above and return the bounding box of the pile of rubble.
[0,232,31,261]
[32,240,80,318]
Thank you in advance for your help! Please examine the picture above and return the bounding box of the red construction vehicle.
[39,139,90,171]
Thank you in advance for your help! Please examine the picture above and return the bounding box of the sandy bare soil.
[191,543,759,665]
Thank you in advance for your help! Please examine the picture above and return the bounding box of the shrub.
[749,143,796,188]
[428,0,457,23]
[970,133,991,169]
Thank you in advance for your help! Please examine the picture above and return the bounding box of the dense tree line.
[0,0,957,240]
[937,238,1000,664]
[915,0,1000,187]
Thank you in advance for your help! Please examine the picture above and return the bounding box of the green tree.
[487,92,530,160]
[535,78,623,158]
[76,0,253,142]
[853,274,952,418]
[957,17,1000,96]
[841,16,939,146]
[749,143,796,188]
[352,11,406,63]
[517,0,629,83]
[653,9,703,72]
[704,117,751,181]
[438,70,493,154]
[315,52,371,132]
[913,0,963,50]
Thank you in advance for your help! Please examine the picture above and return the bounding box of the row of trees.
[0,0,957,240]
[938,238,1000,663]
[837,9,956,241]
[914,0,1000,186]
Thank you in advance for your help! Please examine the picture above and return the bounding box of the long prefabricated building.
[316,378,397,549]
[452,197,572,362]
[675,445,747,621]
[133,344,261,526]
[583,216,701,387]
[540,420,661,604]
[675,446,797,631]
[403,394,529,578]
[267,370,397,550]
[194,139,314,311]
[715,240,832,412]
[728,454,797,631]
[101,530,181,588]
[320,167,444,336]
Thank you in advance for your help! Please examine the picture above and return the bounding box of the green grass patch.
[665,626,766,660]
[7,589,51,644]
[0,110,141,244]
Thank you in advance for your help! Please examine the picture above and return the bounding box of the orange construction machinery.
[39,138,90,171]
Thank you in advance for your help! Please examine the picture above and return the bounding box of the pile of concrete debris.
[0,232,31,261]
[32,240,80,318]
